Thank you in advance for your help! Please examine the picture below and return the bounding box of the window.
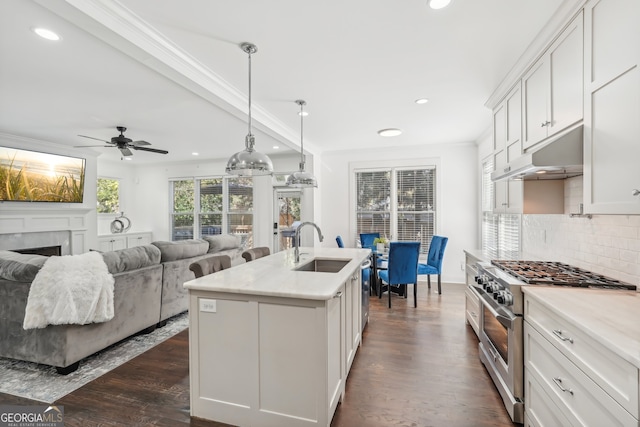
[170,176,253,246]
[481,156,520,254]
[355,166,436,253]
[96,178,120,213]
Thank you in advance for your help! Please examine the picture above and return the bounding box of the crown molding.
[484,0,586,109]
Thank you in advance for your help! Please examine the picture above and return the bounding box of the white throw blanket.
[23,251,115,329]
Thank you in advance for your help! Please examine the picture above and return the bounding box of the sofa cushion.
[152,239,209,262]
[0,251,48,282]
[101,245,161,275]
[203,234,242,254]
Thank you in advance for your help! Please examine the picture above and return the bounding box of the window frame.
[350,158,440,254]
[96,176,120,215]
[169,176,254,244]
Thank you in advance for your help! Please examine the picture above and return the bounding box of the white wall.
[319,142,478,284]
[123,153,302,249]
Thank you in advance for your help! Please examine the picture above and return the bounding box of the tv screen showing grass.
[0,146,86,203]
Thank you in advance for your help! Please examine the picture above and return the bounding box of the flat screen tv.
[0,146,86,203]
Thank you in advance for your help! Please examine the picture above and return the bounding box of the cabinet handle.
[552,377,574,395]
[503,166,511,173]
[540,120,551,127]
[632,189,640,196]
[333,291,343,298]
[501,203,508,206]
[552,329,574,344]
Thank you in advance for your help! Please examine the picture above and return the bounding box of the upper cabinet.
[523,12,584,150]
[493,85,523,213]
[583,0,640,214]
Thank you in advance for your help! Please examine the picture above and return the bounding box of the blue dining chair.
[359,233,379,250]
[378,241,421,308]
[417,235,448,295]
[336,235,344,248]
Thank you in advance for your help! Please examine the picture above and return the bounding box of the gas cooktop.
[491,260,637,290]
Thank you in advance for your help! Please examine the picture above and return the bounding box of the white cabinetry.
[523,11,583,150]
[464,252,481,338]
[524,294,639,426]
[493,84,523,213]
[96,231,152,251]
[189,263,362,427]
[583,0,640,214]
[345,269,362,372]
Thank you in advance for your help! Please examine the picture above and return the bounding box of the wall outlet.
[199,299,217,313]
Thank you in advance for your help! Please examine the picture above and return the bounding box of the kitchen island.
[184,247,370,427]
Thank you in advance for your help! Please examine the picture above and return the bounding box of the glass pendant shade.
[286,99,318,188]
[226,43,273,176]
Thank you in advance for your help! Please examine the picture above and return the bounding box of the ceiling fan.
[76,126,169,157]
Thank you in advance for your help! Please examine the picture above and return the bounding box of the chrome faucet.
[294,221,324,263]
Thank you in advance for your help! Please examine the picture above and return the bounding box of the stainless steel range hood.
[491,126,583,181]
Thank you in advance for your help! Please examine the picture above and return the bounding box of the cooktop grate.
[490,260,637,290]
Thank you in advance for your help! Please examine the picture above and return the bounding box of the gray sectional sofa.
[0,234,245,374]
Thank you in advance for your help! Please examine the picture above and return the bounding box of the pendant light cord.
[299,101,305,169]
[245,44,256,151]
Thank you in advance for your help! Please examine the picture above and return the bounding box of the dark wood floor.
[0,283,515,427]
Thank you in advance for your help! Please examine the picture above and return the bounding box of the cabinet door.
[345,271,361,372]
[522,58,550,149]
[584,0,640,214]
[327,285,345,413]
[505,85,522,163]
[127,233,151,248]
[493,103,507,162]
[549,12,583,135]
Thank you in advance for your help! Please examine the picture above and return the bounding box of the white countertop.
[184,247,371,300]
[523,286,640,368]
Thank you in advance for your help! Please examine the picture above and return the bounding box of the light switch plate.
[199,298,217,313]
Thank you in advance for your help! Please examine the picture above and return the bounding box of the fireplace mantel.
[0,205,92,254]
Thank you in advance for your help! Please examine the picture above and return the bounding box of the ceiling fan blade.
[130,140,151,146]
[119,147,133,156]
[132,146,169,154]
[78,134,110,143]
[73,145,114,148]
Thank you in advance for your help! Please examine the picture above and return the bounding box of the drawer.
[525,296,639,417]
[525,367,575,427]
[524,322,637,427]
[465,287,480,337]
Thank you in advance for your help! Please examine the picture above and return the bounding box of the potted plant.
[373,237,388,252]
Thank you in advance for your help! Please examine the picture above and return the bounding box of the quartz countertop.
[523,286,640,368]
[184,247,371,300]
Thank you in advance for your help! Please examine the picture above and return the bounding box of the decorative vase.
[376,243,385,253]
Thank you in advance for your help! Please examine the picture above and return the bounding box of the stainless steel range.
[470,260,636,424]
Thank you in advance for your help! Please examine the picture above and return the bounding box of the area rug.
[0,313,188,404]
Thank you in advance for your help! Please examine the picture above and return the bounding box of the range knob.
[485,283,501,293]
[495,291,514,305]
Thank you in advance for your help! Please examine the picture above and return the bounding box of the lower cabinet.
[524,294,639,426]
[188,266,362,427]
[464,252,481,338]
[96,232,152,251]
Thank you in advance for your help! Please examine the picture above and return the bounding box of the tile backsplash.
[522,176,640,286]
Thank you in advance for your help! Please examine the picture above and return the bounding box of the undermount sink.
[294,258,351,273]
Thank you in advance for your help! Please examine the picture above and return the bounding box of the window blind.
[396,168,435,252]
[356,171,391,240]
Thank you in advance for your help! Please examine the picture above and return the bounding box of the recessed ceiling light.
[378,128,402,137]
[192,152,199,156]
[32,27,61,41]
[428,0,451,10]
[124,157,132,161]
[415,98,429,104]
[297,111,309,117]
[273,145,280,149]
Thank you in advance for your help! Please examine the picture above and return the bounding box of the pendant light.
[226,43,274,176]
[286,99,318,188]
